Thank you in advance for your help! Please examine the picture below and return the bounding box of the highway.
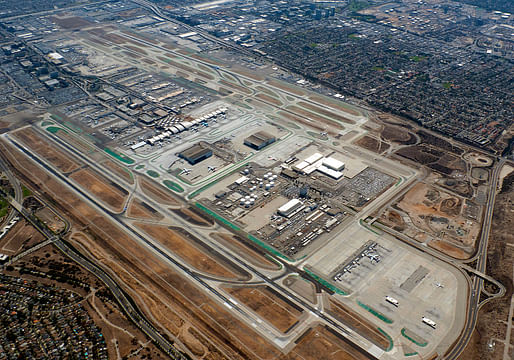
[445,157,506,360]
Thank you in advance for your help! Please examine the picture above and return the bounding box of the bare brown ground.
[34,207,65,233]
[138,176,180,206]
[267,79,305,96]
[210,232,281,270]
[381,124,415,144]
[70,168,127,212]
[0,140,281,359]
[256,93,283,106]
[172,206,214,227]
[219,79,253,95]
[121,50,141,59]
[428,240,470,259]
[287,105,345,130]
[0,220,44,254]
[281,325,371,360]
[223,286,302,333]
[50,16,93,29]
[157,56,215,80]
[255,85,278,97]
[134,223,241,279]
[328,299,389,350]
[100,159,134,185]
[126,198,163,220]
[308,95,361,116]
[354,135,391,154]
[297,101,356,125]
[233,67,265,81]
[190,54,223,66]
[53,129,94,154]
[120,30,159,45]
[12,127,82,173]
[124,44,148,55]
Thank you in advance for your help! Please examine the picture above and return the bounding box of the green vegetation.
[304,268,347,295]
[146,170,160,178]
[410,55,427,62]
[378,328,394,351]
[405,352,419,357]
[309,42,318,49]
[135,164,145,170]
[401,328,428,347]
[443,81,453,89]
[247,234,293,262]
[21,185,32,198]
[357,300,394,324]
[372,66,385,71]
[163,180,184,193]
[50,114,62,121]
[0,197,9,218]
[104,148,135,165]
[348,33,361,40]
[63,122,82,133]
[348,0,371,11]
[41,121,54,126]
[46,126,67,134]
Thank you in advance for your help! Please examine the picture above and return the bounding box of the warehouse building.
[179,144,213,165]
[278,198,304,218]
[244,131,276,150]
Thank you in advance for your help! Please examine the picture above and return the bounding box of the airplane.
[180,168,192,175]
[434,282,444,288]
[368,254,381,263]
[320,132,327,136]
[207,166,217,172]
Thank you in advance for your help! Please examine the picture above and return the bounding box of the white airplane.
[207,166,217,172]
[180,168,192,175]
[434,282,444,288]
[368,254,381,263]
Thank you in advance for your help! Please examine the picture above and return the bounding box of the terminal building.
[179,144,213,165]
[244,131,276,150]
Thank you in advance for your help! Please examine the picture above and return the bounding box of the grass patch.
[443,81,453,89]
[401,328,428,347]
[146,170,160,178]
[378,328,394,351]
[372,66,385,71]
[104,148,135,165]
[357,301,393,324]
[0,197,9,218]
[21,185,32,198]
[348,0,371,11]
[410,55,427,62]
[135,164,145,170]
[41,121,54,126]
[46,126,67,134]
[163,180,184,193]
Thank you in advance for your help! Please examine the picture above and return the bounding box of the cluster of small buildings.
[292,152,345,180]
[0,274,107,359]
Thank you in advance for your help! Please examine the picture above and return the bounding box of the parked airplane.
[207,166,217,172]
[180,168,192,175]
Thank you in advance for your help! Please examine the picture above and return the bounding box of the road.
[445,157,506,360]
[0,159,187,360]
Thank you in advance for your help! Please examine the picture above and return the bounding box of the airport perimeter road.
[445,157,506,360]
[0,154,22,223]
[1,194,187,360]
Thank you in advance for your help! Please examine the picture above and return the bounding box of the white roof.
[317,165,343,180]
[48,52,63,60]
[304,152,323,164]
[235,176,248,185]
[322,157,345,171]
[293,161,309,171]
[278,198,302,213]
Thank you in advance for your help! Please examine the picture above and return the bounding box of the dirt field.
[380,124,417,144]
[172,206,214,227]
[256,93,283,106]
[139,176,180,206]
[50,16,94,29]
[390,182,479,255]
[210,232,281,271]
[100,159,134,185]
[0,219,44,255]
[223,286,303,333]
[135,223,245,280]
[281,325,372,360]
[34,207,66,233]
[126,198,163,220]
[328,299,390,350]
[278,111,328,132]
[219,79,253,95]
[70,168,127,212]
[458,172,514,360]
[12,127,82,173]
[354,135,391,154]
[283,275,317,304]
